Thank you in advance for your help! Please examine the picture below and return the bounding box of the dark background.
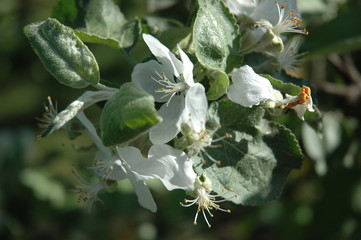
[1,0,361,239]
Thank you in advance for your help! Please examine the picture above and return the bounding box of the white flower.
[227,65,275,107]
[77,111,196,211]
[266,36,305,78]
[226,66,314,119]
[228,0,307,34]
[227,0,307,52]
[38,90,116,137]
[147,144,197,191]
[275,86,315,120]
[180,175,237,228]
[37,96,58,129]
[226,0,257,17]
[132,34,207,144]
[175,123,229,165]
[253,0,307,36]
[95,144,197,212]
[72,168,117,211]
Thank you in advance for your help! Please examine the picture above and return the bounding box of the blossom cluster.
[31,0,316,227]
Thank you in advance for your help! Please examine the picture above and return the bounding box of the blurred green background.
[1,0,361,239]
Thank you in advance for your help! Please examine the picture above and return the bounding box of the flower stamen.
[273,1,308,36]
[37,96,58,128]
[279,86,311,109]
[148,69,187,106]
[180,175,238,227]
[90,156,118,179]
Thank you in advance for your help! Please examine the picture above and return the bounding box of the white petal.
[226,0,257,17]
[177,45,194,86]
[113,148,158,212]
[116,146,166,180]
[291,100,314,121]
[228,65,275,107]
[120,160,157,212]
[251,0,299,26]
[149,144,196,191]
[251,0,279,24]
[131,59,175,103]
[143,34,184,77]
[149,95,185,144]
[182,83,207,133]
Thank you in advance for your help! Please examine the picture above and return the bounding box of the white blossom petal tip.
[228,65,276,107]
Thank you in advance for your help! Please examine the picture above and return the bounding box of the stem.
[93,83,119,92]
[239,41,264,56]
[76,111,112,157]
[121,49,137,66]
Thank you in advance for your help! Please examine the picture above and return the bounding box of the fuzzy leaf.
[195,100,303,205]
[100,83,162,146]
[193,0,242,73]
[24,18,100,88]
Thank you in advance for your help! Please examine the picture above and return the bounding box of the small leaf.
[84,0,126,38]
[74,30,120,49]
[193,0,242,73]
[263,74,301,95]
[206,69,229,100]
[24,18,100,88]
[195,100,303,205]
[119,18,142,49]
[75,0,141,50]
[145,16,183,33]
[100,83,162,146]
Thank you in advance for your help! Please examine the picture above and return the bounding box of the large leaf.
[195,100,303,205]
[193,0,242,73]
[100,83,162,146]
[84,0,126,38]
[53,0,141,50]
[24,18,99,88]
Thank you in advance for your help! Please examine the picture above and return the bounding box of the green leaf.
[302,8,361,57]
[205,69,229,100]
[100,82,162,146]
[143,16,191,51]
[193,0,242,73]
[145,16,183,34]
[84,0,126,37]
[119,18,142,49]
[24,18,99,88]
[263,74,301,95]
[74,30,120,49]
[195,100,303,205]
[208,100,265,130]
[159,27,192,51]
[78,0,141,50]
[53,0,141,50]
[52,0,79,26]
